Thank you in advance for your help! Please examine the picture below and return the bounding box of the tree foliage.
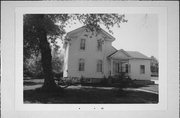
[23,14,67,60]
[150,56,159,74]
[24,14,127,59]
[74,14,127,33]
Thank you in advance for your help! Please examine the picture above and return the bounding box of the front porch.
[110,59,130,78]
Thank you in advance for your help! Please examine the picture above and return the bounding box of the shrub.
[80,76,85,84]
[100,76,109,86]
[111,72,133,88]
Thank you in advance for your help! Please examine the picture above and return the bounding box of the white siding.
[129,59,151,80]
[64,27,151,81]
[66,30,114,78]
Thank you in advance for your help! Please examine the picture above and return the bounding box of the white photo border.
[15,7,167,111]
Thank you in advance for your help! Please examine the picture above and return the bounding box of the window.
[80,39,85,50]
[79,59,85,71]
[125,64,131,73]
[140,65,145,74]
[97,60,103,72]
[117,63,120,73]
[97,40,102,51]
[125,64,128,73]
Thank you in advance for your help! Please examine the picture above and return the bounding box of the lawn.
[24,79,158,104]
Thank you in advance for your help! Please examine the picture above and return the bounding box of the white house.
[63,26,151,83]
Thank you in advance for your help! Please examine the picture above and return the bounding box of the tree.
[23,14,127,91]
[150,56,159,75]
[23,53,43,78]
[52,45,64,73]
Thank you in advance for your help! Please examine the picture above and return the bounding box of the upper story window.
[97,60,103,72]
[79,58,85,71]
[140,65,145,74]
[80,39,86,50]
[97,40,102,51]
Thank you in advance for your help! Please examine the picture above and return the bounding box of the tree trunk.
[39,31,58,90]
[37,14,59,91]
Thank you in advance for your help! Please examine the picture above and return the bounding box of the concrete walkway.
[24,79,159,94]
[68,85,159,94]
[125,85,158,94]
[125,88,158,94]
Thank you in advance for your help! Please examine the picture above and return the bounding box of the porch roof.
[107,49,151,60]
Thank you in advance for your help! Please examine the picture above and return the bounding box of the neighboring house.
[63,26,151,83]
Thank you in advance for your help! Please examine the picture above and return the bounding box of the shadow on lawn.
[23,81,43,86]
[24,87,158,104]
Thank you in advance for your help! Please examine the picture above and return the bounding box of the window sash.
[140,65,145,74]
[97,41,102,51]
[80,39,85,50]
[79,59,85,71]
[125,64,128,73]
[97,60,103,72]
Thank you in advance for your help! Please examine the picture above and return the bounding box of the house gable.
[126,51,150,59]
[108,49,151,60]
[65,26,115,42]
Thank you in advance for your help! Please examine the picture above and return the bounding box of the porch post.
[110,59,113,76]
[120,61,122,73]
[128,60,130,74]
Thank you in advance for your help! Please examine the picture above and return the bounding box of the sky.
[62,14,158,59]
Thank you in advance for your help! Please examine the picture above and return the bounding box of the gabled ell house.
[63,26,151,83]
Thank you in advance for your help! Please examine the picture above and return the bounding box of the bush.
[114,77,132,88]
[53,71,63,79]
[80,76,85,84]
[110,73,133,88]
[100,76,107,85]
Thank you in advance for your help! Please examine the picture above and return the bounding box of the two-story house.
[63,26,151,83]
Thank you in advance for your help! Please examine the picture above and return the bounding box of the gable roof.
[108,49,151,60]
[66,26,115,41]
[107,50,118,58]
[126,51,150,59]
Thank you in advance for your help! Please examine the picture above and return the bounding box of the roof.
[108,49,151,60]
[126,51,150,59]
[107,50,118,58]
[66,26,115,42]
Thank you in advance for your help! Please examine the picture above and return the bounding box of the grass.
[24,80,158,104]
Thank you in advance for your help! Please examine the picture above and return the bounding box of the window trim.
[140,65,145,74]
[97,40,102,51]
[97,60,103,72]
[79,58,85,71]
[80,38,86,50]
